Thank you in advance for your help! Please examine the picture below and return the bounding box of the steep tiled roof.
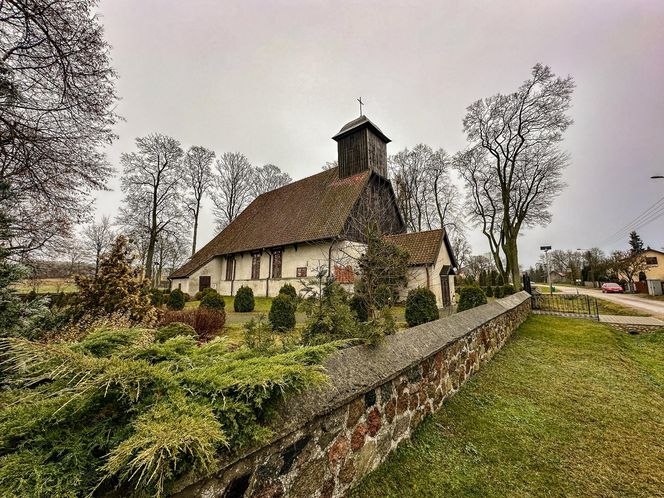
[171,169,371,278]
[384,229,444,265]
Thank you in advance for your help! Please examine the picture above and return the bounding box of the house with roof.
[170,116,457,307]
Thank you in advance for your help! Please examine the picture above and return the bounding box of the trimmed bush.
[150,289,165,307]
[349,294,369,322]
[268,294,296,332]
[405,288,439,327]
[503,284,515,296]
[278,283,297,300]
[495,285,505,298]
[234,286,255,312]
[160,308,225,340]
[155,322,198,342]
[485,285,494,297]
[457,286,487,312]
[194,287,216,302]
[167,288,186,310]
[200,291,225,312]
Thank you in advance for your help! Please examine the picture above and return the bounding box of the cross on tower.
[357,97,364,116]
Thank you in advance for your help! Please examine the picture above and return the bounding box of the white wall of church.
[395,242,455,307]
[170,238,454,306]
[173,241,364,298]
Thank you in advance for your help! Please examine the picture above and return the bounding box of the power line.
[599,195,664,246]
[607,204,664,245]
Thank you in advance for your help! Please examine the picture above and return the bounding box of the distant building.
[638,248,664,282]
[170,116,457,307]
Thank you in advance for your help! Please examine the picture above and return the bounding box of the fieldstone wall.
[172,292,531,498]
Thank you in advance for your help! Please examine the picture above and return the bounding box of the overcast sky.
[95,0,664,267]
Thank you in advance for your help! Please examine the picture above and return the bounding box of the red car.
[601,283,624,293]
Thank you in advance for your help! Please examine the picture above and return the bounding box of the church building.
[170,116,457,307]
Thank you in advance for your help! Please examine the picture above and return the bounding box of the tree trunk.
[505,237,522,291]
[192,204,200,256]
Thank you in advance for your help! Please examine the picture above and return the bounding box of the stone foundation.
[172,292,531,498]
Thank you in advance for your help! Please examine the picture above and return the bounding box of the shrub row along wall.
[172,292,532,498]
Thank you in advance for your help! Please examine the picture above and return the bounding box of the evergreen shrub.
[404,287,439,327]
[234,286,255,312]
[278,283,297,300]
[199,290,225,312]
[167,289,186,310]
[457,286,487,312]
[268,294,296,332]
[155,322,198,342]
[349,294,369,322]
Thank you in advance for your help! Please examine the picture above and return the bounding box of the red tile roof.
[171,169,371,278]
[384,229,444,265]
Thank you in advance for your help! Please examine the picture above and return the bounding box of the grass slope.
[352,315,664,497]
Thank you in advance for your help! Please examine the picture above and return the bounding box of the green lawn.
[595,297,651,317]
[186,295,411,331]
[352,315,664,497]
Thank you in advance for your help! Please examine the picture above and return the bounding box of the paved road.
[557,286,664,317]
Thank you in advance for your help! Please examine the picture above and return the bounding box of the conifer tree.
[75,235,156,324]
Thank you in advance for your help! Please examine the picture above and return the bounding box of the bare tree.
[547,249,583,284]
[457,63,574,289]
[118,134,185,279]
[154,228,189,286]
[183,146,215,256]
[82,215,116,275]
[608,250,649,291]
[455,147,509,283]
[390,144,464,235]
[0,0,119,256]
[211,152,253,229]
[252,164,292,198]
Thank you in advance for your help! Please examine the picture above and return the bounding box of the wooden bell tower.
[332,115,390,179]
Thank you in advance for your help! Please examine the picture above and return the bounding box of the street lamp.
[540,245,552,294]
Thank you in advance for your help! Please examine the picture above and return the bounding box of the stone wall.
[172,292,532,498]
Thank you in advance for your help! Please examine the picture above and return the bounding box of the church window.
[251,253,261,280]
[272,249,282,278]
[296,267,307,278]
[225,256,235,281]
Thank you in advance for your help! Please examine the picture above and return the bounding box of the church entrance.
[199,275,211,292]
[439,265,453,308]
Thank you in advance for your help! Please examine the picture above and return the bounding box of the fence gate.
[531,293,599,320]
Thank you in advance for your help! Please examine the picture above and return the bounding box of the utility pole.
[541,245,552,294]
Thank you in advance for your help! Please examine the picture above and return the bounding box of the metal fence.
[531,293,599,320]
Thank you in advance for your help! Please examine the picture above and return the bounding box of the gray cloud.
[95,0,664,267]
